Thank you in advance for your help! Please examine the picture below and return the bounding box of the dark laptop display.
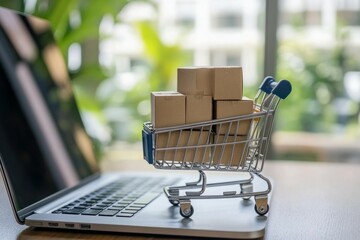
[0,8,99,217]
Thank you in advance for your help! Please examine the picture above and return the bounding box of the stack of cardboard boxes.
[151,66,253,166]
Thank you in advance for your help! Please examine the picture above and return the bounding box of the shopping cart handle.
[272,80,292,99]
[259,76,275,94]
[260,76,292,99]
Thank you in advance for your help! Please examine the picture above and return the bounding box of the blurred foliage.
[276,29,360,134]
[0,0,128,56]
[0,0,190,144]
[0,0,131,153]
[2,0,359,148]
[97,21,190,142]
[136,21,190,91]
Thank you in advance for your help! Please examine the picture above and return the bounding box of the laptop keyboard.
[52,177,176,218]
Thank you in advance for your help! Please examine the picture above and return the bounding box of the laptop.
[0,7,269,239]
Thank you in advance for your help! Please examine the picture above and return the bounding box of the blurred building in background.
[100,0,264,89]
[97,0,360,161]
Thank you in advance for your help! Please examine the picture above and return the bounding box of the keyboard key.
[126,206,143,211]
[79,203,92,207]
[121,210,138,214]
[107,198,119,201]
[90,198,101,201]
[95,204,109,208]
[124,197,138,201]
[113,203,128,208]
[90,207,104,210]
[63,207,86,215]
[108,207,124,211]
[117,213,134,217]
[82,209,102,216]
[102,201,115,205]
[131,203,147,207]
[99,209,120,216]
[133,192,160,205]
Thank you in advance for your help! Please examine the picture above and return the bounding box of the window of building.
[176,0,195,28]
[337,10,360,26]
[211,13,242,29]
[304,10,321,26]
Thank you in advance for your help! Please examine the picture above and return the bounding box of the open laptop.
[0,7,269,239]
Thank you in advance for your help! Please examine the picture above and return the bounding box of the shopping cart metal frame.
[142,76,292,218]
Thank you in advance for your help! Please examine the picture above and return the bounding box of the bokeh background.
[2,0,360,163]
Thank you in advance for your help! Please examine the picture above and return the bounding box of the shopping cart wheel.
[254,204,269,216]
[180,205,194,218]
[242,196,251,200]
[169,200,179,206]
[179,200,194,218]
[240,183,253,200]
[254,195,268,215]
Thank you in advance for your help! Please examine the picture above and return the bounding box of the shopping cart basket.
[142,76,292,218]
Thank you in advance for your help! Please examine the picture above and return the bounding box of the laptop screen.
[0,7,100,215]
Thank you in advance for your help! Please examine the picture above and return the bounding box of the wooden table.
[1,160,360,240]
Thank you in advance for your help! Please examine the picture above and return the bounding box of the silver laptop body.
[0,7,268,239]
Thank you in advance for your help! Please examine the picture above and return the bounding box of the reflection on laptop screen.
[0,8,99,212]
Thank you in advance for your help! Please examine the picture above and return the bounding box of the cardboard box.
[212,66,243,100]
[212,135,247,167]
[155,130,212,163]
[215,97,253,135]
[151,92,185,128]
[186,95,212,124]
[177,67,212,96]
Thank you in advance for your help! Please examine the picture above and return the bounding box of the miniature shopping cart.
[142,76,292,218]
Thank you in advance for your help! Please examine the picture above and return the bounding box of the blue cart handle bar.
[259,76,292,100]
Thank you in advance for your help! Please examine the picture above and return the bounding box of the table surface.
[1,159,360,240]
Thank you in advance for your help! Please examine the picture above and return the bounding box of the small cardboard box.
[215,97,253,135]
[177,67,212,96]
[186,95,212,124]
[212,66,243,100]
[155,130,211,163]
[151,92,185,128]
[212,135,247,167]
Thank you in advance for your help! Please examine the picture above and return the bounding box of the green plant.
[276,38,360,133]
[0,0,192,144]
[97,21,190,141]
[0,0,131,154]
